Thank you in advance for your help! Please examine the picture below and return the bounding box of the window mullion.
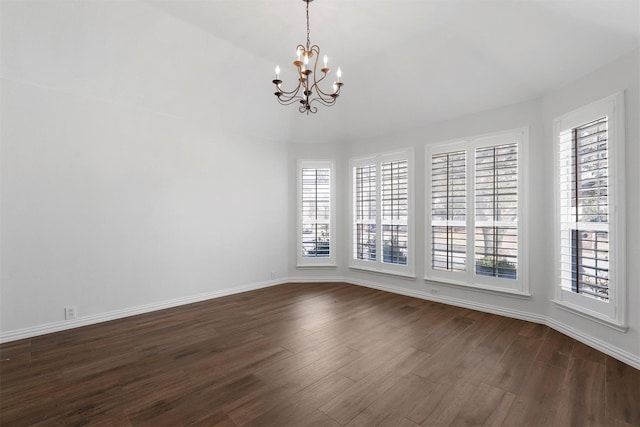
[467,146,474,282]
[376,160,382,265]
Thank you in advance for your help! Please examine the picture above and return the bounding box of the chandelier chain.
[306,1,311,50]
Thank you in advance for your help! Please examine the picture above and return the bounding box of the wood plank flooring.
[1,282,638,426]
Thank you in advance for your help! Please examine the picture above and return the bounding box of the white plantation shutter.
[351,150,414,276]
[301,167,331,258]
[553,92,624,326]
[354,164,377,261]
[559,117,610,301]
[381,160,408,265]
[297,160,335,266]
[426,128,528,295]
[474,143,518,279]
[431,151,466,271]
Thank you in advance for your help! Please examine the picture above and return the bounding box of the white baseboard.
[0,278,285,344]
[286,275,349,283]
[2,276,638,370]
[347,276,546,324]
[341,276,640,370]
[545,318,640,370]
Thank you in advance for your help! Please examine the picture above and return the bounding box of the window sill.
[423,276,531,299]
[349,265,416,280]
[552,299,628,332]
[296,264,337,269]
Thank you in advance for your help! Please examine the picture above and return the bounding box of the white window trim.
[425,127,530,296]
[552,92,626,329]
[297,159,336,267]
[349,149,415,278]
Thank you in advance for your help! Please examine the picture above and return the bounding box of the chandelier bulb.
[323,55,328,68]
[275,65,280,79]
[336,67,342,82]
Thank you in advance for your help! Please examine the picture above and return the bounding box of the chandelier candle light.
[272,0,344,114]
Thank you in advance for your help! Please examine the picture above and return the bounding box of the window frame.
[349,149,415,278]
[297,159,336,267]
[553,92,626,329]
[425,128,530,296]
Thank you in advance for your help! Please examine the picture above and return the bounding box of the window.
[351,150,414,277]
[354,164,377,262]
[426,129,529,295]
[297,160,335,267]
[554,93,625,328]
[381,160,409,265]
[431,150,466,272]
[474,143,519,280]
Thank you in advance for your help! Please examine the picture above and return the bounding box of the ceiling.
[150,0,639,142]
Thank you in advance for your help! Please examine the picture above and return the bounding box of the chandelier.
[272,0,344,114]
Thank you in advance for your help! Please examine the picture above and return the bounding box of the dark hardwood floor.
[1,282,638,426]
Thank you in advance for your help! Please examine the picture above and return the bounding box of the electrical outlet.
[270,271,276,280]
[430,288,440,295]
[65,306,76,320]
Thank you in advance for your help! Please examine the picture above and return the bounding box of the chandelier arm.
[308,45,329,88]
[277,93,303,104]
[307,83,339,103]
[274,82,304,103]
[311,83,342,100]
[310,83,339,99]
[307,93,336,106]
[308,46,341,100]
[273,76,305,99]
[278,96,305,106]
[276,84,303,97]
[310,74,328,88]
[275,43,308,99]
[309,96,337,107]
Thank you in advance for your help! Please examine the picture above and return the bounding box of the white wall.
[1,1,289,336]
